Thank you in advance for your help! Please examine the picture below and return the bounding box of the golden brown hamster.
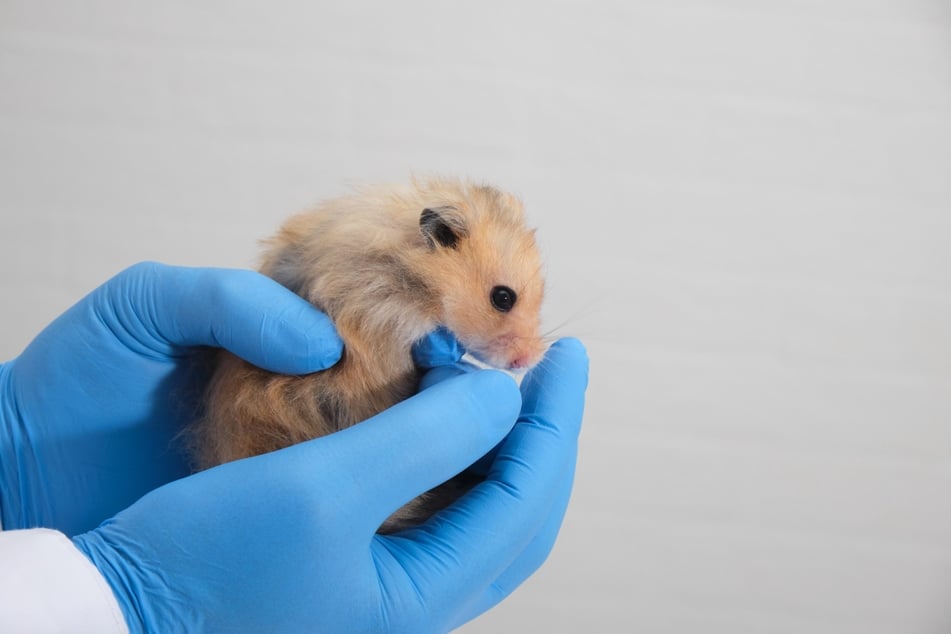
[190,177,546,532]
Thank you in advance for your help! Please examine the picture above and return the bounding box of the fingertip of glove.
[548,337,588,362]
[412,369,521,456]
[412,327,465,369]
[463,369,522,421]
[535,337,589,387]
[218,276,343,374]
[299,311,344,371]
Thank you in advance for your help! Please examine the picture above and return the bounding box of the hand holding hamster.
[73,339,588,633]
[0,262,459,536]
[0,263,343,536]
[0,260,589,631]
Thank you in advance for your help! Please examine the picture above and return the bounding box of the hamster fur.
[190,177,546,533]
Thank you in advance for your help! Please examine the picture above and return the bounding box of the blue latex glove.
[72,337,588,633]
[0,262,460,536]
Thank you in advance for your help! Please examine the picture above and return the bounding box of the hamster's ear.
[420,206,467,249]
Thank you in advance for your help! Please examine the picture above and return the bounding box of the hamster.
[190,177,546,533]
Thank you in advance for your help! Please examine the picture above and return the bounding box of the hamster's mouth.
[460,346,499,369]
[463,337,545,372]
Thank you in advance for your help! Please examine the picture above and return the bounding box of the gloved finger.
[298,369,522,534]
[462,335,587,476]
[452,458,577,628]
[412,327,465,369]
[109,262,343,374]
[385,338,588,609]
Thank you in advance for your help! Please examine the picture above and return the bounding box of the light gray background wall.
[2,1,950,632]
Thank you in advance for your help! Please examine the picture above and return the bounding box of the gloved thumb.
[109,262,343,374]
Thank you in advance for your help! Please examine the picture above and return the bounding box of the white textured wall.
[2,2,950,632]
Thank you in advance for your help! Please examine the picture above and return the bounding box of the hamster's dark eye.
[490,285,517,313]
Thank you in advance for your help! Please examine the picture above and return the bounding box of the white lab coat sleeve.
[0,527,129,633]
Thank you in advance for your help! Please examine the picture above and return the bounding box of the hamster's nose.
[509,356,530,370]
[508,350,543,371]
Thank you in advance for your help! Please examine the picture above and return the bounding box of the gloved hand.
[72,338,588,633]
[0,262,460,536]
